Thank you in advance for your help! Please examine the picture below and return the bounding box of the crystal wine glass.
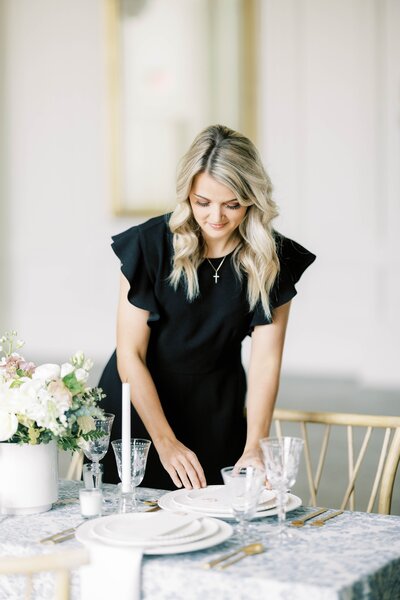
[111,438,151,511]
[80,413,115,486]
[259,436,304,542]
[220,466,265,542]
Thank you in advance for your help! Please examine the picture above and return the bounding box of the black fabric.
[99,214,316,489]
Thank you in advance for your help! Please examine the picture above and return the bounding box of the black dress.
[99,214,316,489]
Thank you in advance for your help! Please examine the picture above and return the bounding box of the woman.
[99,124,315,490]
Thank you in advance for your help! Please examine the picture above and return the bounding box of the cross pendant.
[213,272,220,284]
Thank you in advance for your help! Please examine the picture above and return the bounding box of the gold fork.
[203,542,264,570]
[310,510,344,527]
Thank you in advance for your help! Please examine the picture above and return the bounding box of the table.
[1,480,400,599]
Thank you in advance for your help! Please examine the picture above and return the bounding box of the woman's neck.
[203,235,241,259]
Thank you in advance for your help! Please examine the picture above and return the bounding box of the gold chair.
[272,408,400,514]
[64,450,84,481]
[0,548,89,600]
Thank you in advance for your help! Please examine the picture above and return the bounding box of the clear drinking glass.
[260,436,304,542]
[80,413,115,478]
[221,466,265,542]
[111,438,151,511]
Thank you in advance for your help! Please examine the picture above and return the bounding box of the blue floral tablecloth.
[1,480,400,599]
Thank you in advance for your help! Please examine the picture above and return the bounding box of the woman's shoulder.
[112,213,171,244]
[273,229,316,283]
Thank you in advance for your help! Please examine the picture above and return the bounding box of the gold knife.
[310,510,344,527]
[52,532,76,544]
[290,507,329,527]
[39,526,78,544]
[203,542,263,569]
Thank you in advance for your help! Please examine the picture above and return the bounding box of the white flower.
[75,368,89,383]
[12,378,45,419]
[60,362,75,378]
[72,351,85,367]
[83,358,93,371]
[32,363,61,382]
[0,409,18,441]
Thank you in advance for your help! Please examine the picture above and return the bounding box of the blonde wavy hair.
[169,124,280,318]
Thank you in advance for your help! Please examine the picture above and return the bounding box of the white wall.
[1,0,399,389]
[259,0,400,388]
[0,0,127,371]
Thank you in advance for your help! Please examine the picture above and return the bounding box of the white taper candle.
[121,382,131,493]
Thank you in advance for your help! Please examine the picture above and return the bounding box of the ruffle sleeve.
[250,232,316,329]
[111,226,160,323]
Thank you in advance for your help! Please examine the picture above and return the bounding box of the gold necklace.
[206,256,227,284]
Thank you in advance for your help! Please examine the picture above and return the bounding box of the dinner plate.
[85,511,198,544]
[158,489,302,519]
[76,516,233,555]
[92,512,202,543]
[173,485,277,514]
[90,515,218,547]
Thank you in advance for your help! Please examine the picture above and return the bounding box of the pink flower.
[0,354,28,381]
[47,380,73,410]
[18,361,36,377]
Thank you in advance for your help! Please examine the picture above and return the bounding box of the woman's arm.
[116,274,206,489]
[235,301,291,470]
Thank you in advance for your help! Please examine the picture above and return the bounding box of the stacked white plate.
[75,511,233,555]
[158,485,302,519]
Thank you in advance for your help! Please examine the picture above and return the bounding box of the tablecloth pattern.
[1,480,400,599]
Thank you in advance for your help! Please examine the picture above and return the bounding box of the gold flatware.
[146,505,162,512]
[52,532,76,544]
[310,510,344,527]
[39,525,79,544]
[202,542,264,569]
[217,543,265,569]
[290,508,329,527]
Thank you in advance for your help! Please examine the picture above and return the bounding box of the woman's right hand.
[155,437,207,490]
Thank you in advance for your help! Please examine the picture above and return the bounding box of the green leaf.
[10,380,23,389]
[62,372,82,394]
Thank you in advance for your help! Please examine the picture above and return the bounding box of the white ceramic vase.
[0,440,58,515]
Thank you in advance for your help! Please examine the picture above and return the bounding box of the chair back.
[272,408,400,514]
[0,548,89,600]
[64,450,84,481]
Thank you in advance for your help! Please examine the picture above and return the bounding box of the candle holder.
[111,438,151,511]
[117,488,135,514]
[79,488,103,518]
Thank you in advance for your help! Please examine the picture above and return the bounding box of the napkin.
[79,512,199,600]
[80,543,143,600]
[95,510,198,543]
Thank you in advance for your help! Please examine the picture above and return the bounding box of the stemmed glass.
[111,438,151,511]
[259,436,304,542]
[221,466,265,542]
[80,413,115,486]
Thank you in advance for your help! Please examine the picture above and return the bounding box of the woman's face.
[189,172,247,245]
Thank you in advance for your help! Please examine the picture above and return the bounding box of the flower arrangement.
[0,331,105,450]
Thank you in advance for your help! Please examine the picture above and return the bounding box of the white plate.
[157,519,202,541]
[158,490,302,519]
[90,516,218,547]
[87,511,198,545]
[76,517,233,555]
[174,485,276,514]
